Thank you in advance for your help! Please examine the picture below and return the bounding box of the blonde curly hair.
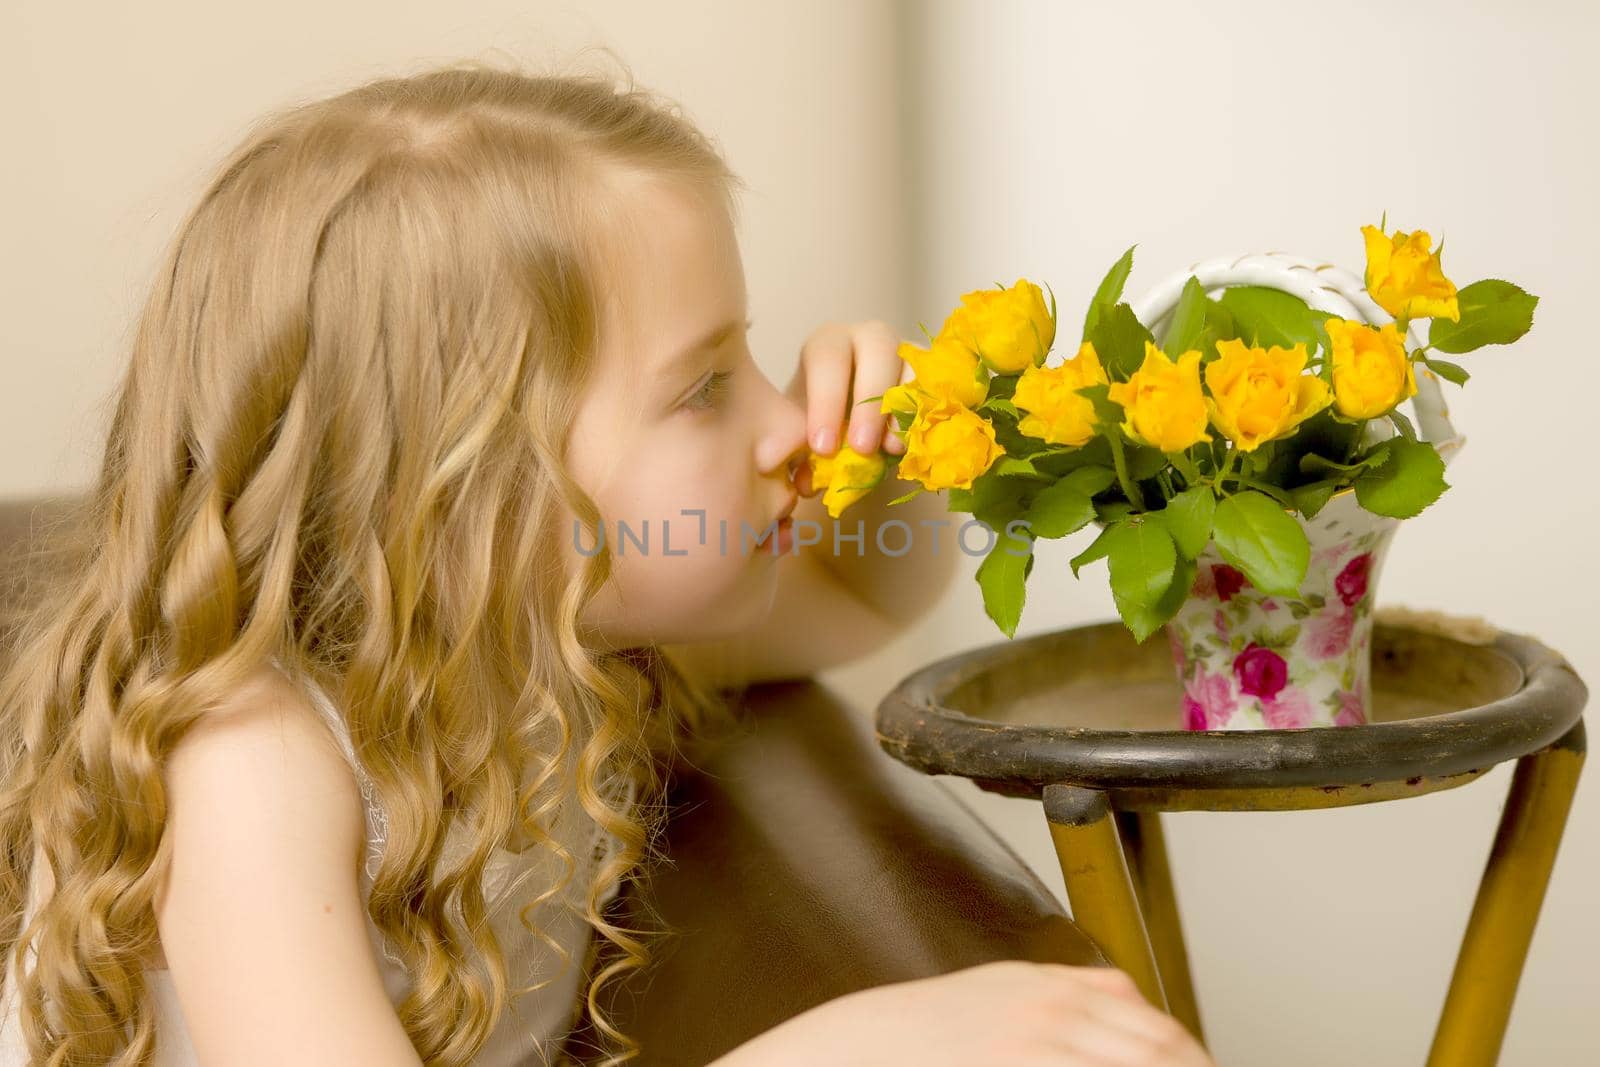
[0,55,740,1065]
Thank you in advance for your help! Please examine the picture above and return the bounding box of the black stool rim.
[874,619,1588,794]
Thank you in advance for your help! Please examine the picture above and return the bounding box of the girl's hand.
[785,320,909,496]
[710,961,1219,1067]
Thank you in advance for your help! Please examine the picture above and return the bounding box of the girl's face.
[565,177,807,649]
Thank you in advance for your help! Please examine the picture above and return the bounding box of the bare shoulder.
[154,663,421,1065]
[159,663,365,878]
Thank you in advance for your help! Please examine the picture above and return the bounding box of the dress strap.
[274,659,392,892]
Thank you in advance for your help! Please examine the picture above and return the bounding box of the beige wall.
[6,0,1596,1063]
[894,1,1600,1064]
[1,0,910,496]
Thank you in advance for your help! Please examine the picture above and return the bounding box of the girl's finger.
[1056,1023,1165,1067]
[800,324,855,455]
[1044,977,1187,1047]
[1066,968,1148,1002]
[845,323,904,455]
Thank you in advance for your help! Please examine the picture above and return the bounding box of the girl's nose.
[754,377,808,480]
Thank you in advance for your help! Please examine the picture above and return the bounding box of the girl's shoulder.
[160,661,370,869]
[162,662,367,838]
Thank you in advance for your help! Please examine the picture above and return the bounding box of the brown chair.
[0,495,1108,1066]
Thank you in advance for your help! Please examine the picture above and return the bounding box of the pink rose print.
[1263,687,1314,729]
[1261,598,1279,613]
[1213,609,1229,637]
[1190,565,1216,599]
[1234,643,1288,700]
[1312,543,1345,569]
[1213,564,1247,603]
[1334,689,1366,727]
[1306,604,1355,660]
[1184,667,1237,730]
[1335,553,1372,607]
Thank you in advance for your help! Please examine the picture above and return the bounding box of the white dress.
[0,669,628,1066]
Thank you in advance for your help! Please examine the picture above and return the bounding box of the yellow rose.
[807,444,889,518]
[1361,224,1460,322]
[942,279,1056,373]
[1011,341,1108,447]
[897,397,1004,491]
[1325,318,1418,420]
[1203,338,1332,452]
[880,382,921,416]
[890,335,988,409]
[1105,342,1213,453]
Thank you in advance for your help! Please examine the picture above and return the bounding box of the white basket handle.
[1127,251,1464,466]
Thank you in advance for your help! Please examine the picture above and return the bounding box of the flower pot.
[1166,486,1400,730]
[1121,250,1467,731]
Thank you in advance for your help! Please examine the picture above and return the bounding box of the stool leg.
[1042,784,1168,1011]
[1427,720,1587,1067]
[1116,810,1205,1045]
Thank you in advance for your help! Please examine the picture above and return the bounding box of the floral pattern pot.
[1167,488,1401,730]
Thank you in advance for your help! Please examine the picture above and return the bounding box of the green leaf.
[1194,295,1240,360]
[1104,521,1179,644]
[946,487,975,513]
[1059,465,1118,497]
[976,525,1035,638]
[1420,356,1470,386]
[1354,437,1449,519]
[986,374,1019,401]
[887,487,924,505]
[1149,486,1216,559]
[1289,480,1341,519]
[1126,445,1168,480]
[1389,407,1418,441]
[1024,466,1115,539]
[991,456,1050,479]
[1083,245,1137,341]
[979,397,1021,418]
[1078,382,1127,433]
[1212,490,1310,597]
[1299,450,1386,477]
[1119,554,1196,645]
[1087,302,1156,381]
[1094,499,1136,524]
[1161,277,1211,355]
[1428,279,1538,353]
[1069,522,1117,578]
[971,474,1032,531]
[1216,286,1321,350]
[1234,477,1296,510]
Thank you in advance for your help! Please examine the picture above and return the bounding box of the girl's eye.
[685,369,734,412]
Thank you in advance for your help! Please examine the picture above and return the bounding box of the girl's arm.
[155,669,424,1067]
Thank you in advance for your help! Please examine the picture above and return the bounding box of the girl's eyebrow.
[658,316,753,375]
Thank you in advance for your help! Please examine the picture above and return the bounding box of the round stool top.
[874,617,1586,811]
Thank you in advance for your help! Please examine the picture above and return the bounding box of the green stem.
[1215,447,1239,493]
[1107,432,1147,512]
[1170,449,1203,487]
[1340,419,1365,466]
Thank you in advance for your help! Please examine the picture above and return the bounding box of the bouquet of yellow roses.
[809,221,1538,641]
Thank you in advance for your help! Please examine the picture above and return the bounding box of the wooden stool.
[875,615,1587,1067]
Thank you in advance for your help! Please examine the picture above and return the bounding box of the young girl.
[0,60,1216,1067]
